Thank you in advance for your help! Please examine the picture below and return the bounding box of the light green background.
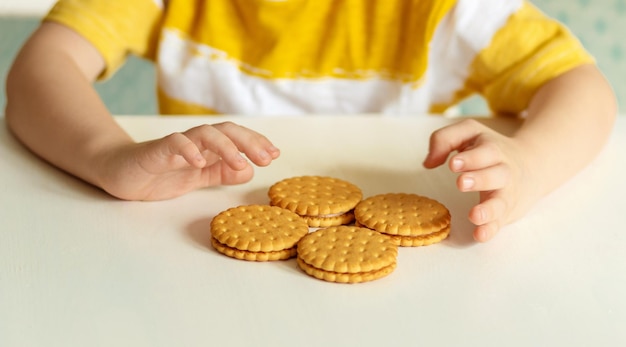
[1,0,624,115]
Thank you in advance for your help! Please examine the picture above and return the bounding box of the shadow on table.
[185,217,214,251]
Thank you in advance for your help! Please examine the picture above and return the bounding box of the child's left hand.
[423,119,540,242]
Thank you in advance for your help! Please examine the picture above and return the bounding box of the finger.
[200,159,255,186]
[219,160,255,185]
[183,124,250,171]
[423,119,484,168]
[473,222,500,242]
[160,132,205,168]
[449,141,502,172]
[456,163,510,192]
[468,195,507,226]
[212,121,280,166]
[470,196,506,242]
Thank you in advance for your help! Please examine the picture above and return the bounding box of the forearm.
[5,26,133,189]
[514,64,617,198]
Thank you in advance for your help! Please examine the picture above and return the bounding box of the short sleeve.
[44,0,163,79]
[468,1,594,114]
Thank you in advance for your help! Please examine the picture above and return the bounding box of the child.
[4,0,616,242]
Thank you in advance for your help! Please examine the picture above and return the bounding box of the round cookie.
[296,226,398,283]
[354,193,451,246]
[268,176,363,227]
[210,205,309,261]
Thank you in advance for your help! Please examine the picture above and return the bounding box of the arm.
[6,22,279,200]
[424,64,616,242]
[6,22,130,188]
[514,64,616,202]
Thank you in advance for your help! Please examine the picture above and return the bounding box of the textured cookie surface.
[268,176,363,216]
[354,193,451,236]
[297,226,398,283]
[210,205,309,253]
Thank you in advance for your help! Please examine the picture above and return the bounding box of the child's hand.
[98,122,280,201]
[423,119,539,242]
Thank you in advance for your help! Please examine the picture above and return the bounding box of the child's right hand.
[5,23,279,202]
[96,121,280,201]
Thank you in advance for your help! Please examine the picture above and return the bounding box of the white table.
[1,115,625,346]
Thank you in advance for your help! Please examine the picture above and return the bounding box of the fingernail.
[268,145,280,154]
[452,158,464,171]
[478,207,486,223]
[236,153,247,164]
[258,150,270,160]
[461,176,474,190]
[266,146,280,159]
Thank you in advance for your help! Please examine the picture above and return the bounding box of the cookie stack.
[209,175,451,284]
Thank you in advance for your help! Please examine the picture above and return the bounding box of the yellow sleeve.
[44,0,163,79]
[468,1,595,115]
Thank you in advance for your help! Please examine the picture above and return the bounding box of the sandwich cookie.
[296,226,398,283]
[354,193,451,246]
[210,205,309,261]
[268,176,363,227]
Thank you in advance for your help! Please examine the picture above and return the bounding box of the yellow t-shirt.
[44,0,593,115]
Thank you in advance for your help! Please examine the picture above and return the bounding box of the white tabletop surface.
[1,115,625,347]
